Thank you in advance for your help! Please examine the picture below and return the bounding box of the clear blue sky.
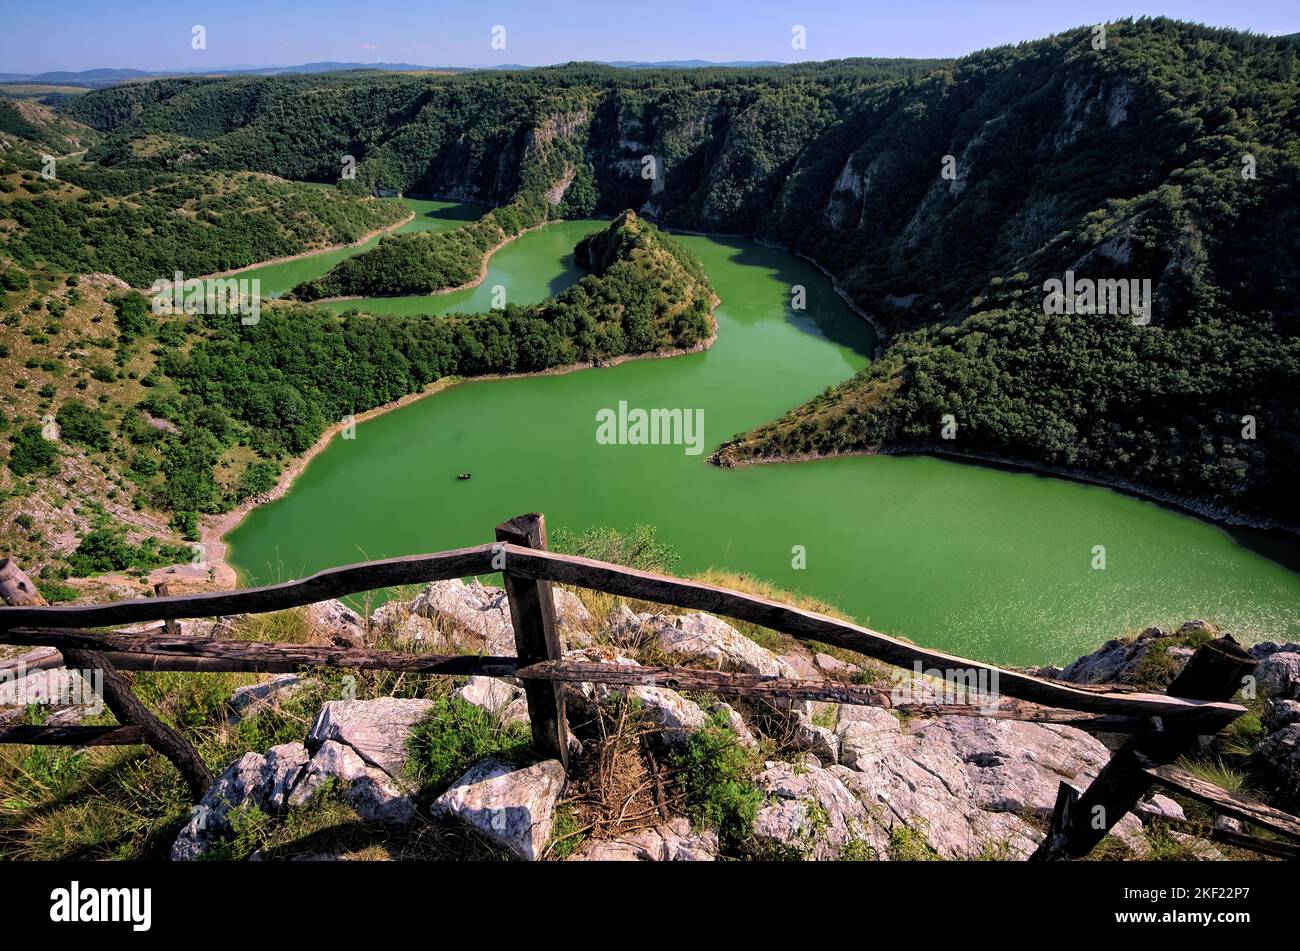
[1,0,1295,74]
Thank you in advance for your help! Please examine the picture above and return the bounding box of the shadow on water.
[701,236,877,359]
[418,200,487,224]
[547,251,585,298]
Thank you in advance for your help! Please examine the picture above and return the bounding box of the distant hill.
[0,59,796,88]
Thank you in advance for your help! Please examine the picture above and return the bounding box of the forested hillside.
[6,15,1300,535]
[0,205,712,588]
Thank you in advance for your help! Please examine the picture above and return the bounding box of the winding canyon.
[222,199,1300,666]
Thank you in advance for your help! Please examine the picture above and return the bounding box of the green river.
[225,198,1300,666]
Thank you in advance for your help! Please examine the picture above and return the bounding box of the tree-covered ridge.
[290,190,556,299]
[0,139,408,288]
[0,96,98,154]
[712,18,1300,526]
[713,294,1300,524]
[20,16,1300,527]
[3,212,712,535]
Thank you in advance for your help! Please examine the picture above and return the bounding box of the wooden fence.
[1,513,1295,860]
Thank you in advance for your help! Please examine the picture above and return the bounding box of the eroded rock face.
[824,710,1144,860]
[751,760,880,860]
[431,757,566,860]
[570,817,717,861]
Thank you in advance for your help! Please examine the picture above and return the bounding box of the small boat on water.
[457,472,472,480]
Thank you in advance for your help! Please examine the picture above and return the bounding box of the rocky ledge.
[164,581,1296,861]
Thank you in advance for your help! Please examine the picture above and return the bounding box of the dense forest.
[0,138,407,287]
[3,15,1299,539]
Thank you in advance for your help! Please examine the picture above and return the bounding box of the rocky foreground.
[12,580,1293,861]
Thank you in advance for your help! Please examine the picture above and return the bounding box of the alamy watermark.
[596,401,705,456]
[889,661,1000,708]
[150,271,261,325]
[0,664,104,715]
[1042,269,1151,325]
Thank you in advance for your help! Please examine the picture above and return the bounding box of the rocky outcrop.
[404,579,591,654]
[752,757,879,859]
[172,698,433,859]
[431,757,566,860]
[1057,621,1216,685]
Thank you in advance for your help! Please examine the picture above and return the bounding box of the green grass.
[404,695,531,798]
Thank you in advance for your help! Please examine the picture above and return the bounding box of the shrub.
[8,424,58,475]
[669,709,762,854]
[56,400,112,451]
[405,695,530,796]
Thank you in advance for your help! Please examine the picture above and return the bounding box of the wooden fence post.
[1031,635,1256,860]
[62,646,214,801]
[154,582,180,635]
[495,514,569,768]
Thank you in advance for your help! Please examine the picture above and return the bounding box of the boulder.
[789,710,840,764]
[431,757,566,860]
[570,817,717,861]
[1266,698,1300,730]
[1059,630,1168,684]
[228,674,314,724]
[369,601,443,646]
[814,652,860,680]
[409,579,591,654]
[306,698,434,779]
[1255,652,1300,700]
[171,743,311,860]
[1256,723,1300,786]
[291,739,416,824]
[306,599,366,646]
[411,579,516,654]
[1251,641,1300,660]
[647,612,796,678]
[454,676,530,726]
[710,701,759,749]
[1143,793,1186,821]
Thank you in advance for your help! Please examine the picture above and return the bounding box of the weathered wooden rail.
[0,516,1292,860]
